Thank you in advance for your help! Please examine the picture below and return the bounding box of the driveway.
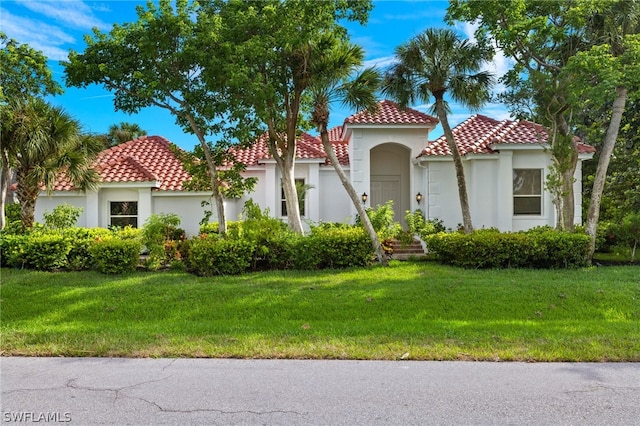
[1,358,639,425]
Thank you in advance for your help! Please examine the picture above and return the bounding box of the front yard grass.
[1,262,639,361]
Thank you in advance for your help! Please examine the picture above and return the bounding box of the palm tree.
[106,122,146,147]
[3,98,101,229]
[309,37,388,265]
[383,28,494,233]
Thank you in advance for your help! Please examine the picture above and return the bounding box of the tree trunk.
[15,168,39,230]
[560,151,578,232]
[0,152,10,229]
[585,86,627,261]
[280,156,305,234]
[264,131,304,235]
[319,127,388,266]
[185,114,227,235]
[434,98,474,233]
[554,113,579,232]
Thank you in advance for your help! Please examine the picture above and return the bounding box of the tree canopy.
[198,0,373,234]
[64,0,259,234]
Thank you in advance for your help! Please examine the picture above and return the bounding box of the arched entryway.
[370,143,411,227]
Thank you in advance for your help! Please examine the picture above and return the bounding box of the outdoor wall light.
[416,192,423,204]
[361,192,368,204]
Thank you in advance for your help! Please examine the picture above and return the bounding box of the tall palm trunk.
[585,86,627,261]
[15,167,39,230]
[434,96,474,233]
[318,126,388,265]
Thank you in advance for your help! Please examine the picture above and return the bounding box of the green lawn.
[1,262,639,361]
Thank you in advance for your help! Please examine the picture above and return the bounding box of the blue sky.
[1,0,512,151]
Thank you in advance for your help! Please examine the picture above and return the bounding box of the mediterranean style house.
[35,100,595,236]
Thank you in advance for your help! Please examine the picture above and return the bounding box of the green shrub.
[3,233,72,271]
[620,213,640,261]
[0,234,28,268]
[4,203,20,223]
[293,227,374,270]
[426,229,590,269]
[43,203,83,230]
[89,238,142,274]
[357,201,401,241]
[141,213,184,270]
[113,226,143,241]
[62,227,111,271]
[187,236,254,276]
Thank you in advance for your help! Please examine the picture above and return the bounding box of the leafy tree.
[580,96,640,223]
[308,36,388,265]
[1,98,101,229]
[105,122,147,147]
[447,0,590,232]
[383,28,494,233]
[563,1,640,259]
[64,0,258,234]
[448,0,640,261]
[202,0,373,234]
[0,32,63,229]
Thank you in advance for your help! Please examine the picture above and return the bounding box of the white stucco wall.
[318,167,353,224]
[35,194,88,227]
[420,148,572,232]
[510,150,555,231]
[152,193,215,236]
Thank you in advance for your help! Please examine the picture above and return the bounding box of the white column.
[85,191,99,228]
[496,151,513,231]
[138,188,152,228]
[264,164,277,215]
[308,163,320,221]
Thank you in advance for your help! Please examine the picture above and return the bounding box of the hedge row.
[0,227,141,274]
[425,229,590,269]
[186,226,374,276]
[0,224,374,275]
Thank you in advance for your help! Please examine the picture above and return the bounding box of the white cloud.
[16,0,110,31]
[363,55,398,69]
[0,8,74,60]
[456,20,513,92]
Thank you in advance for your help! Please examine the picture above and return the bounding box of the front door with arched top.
[370,143,411,228]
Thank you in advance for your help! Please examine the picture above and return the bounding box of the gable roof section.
[419,114,596,157]
[52,135,191,191]
[231,132,330,166]
[346,100,438,125]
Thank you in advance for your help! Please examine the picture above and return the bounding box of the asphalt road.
[1,358,639,425]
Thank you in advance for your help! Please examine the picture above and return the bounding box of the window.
[110,201,138,228]
[513,169,542,215]
[281,178,306,217]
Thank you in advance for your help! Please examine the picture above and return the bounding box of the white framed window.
[513,169,542,215]
[110,201,138,228]
[281,178,306,217]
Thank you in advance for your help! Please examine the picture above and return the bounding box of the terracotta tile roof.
[52,135,191,191]
[346,100,438,125]
[327,126,344,143]
[420,114,596,157]
[310,127,350,166]
[231,132,330,166]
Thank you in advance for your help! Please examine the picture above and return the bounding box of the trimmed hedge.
[292,227,374,270]
[62,228,112,271]
[425,229,590,269]
[187,237,255,276]
[1,233,71,271]
[89,238,142,274]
